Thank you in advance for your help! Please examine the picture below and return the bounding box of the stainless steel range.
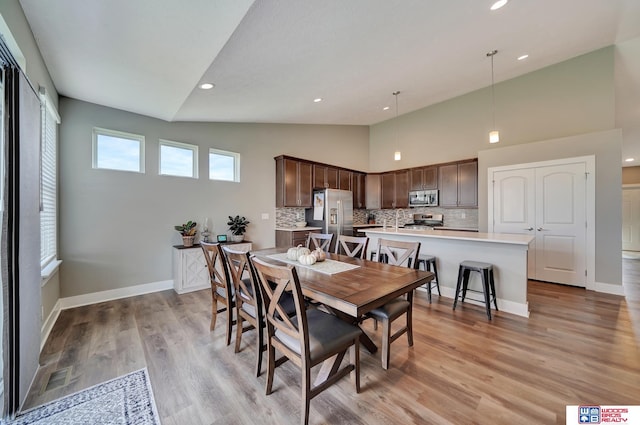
[402,213,444,230]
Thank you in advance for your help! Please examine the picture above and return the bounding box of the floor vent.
[41,367,72,393]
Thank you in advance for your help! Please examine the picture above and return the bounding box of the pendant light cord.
[487,50,498,131]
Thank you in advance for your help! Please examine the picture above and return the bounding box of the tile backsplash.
[276,207,478,229]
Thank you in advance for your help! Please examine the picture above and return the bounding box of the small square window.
[159,139,198,178]
[92,128,145,173]
[209,148,240,182]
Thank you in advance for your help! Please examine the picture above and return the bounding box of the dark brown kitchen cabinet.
[365,174,381,209]
[352,172,366,209]
[275,157,313,207]
[381,171,409,209]
[409,166,437,190]
[438,159,477,207]
[276,230,311,248]
[313,164,338,189]
[338,169,352,191]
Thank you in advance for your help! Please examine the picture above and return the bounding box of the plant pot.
[230,234,244,242]
[182,235,195,247]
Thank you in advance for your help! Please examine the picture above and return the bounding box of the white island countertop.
[362,227,533,246]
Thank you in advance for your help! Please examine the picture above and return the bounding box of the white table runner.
[266,253,360,275]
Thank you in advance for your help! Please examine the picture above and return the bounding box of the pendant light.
[487,50,499,144]
[393,91,401,160]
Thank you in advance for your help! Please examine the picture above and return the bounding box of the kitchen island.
[362,227,534,317]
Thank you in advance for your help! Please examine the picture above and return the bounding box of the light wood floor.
[25,262,640,425]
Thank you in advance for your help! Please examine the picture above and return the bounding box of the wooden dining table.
[251,247,434,360]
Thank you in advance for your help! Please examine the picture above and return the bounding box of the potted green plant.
[175,220,197,247]
[227,215,250,242]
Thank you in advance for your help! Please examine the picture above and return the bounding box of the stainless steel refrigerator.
[305,189,353,252]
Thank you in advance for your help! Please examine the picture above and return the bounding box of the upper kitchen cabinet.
[438,159,477,207]
[352,172,366,209]
[381,171,409,209]
[313,164,338,189]
[275,156,313,207]
[338,169,352,191]
[409,166,437,191]
[366,174,381,209]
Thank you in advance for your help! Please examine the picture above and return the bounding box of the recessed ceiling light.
[490,0,508,10]
[517,54,529,61]
[625,158,635,162]
[383,106,390,111]
[199,83,214,90]
[313,98,323,103]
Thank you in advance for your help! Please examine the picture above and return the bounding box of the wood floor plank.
[23,261,640,424]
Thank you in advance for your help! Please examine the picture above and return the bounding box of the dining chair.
[223,246,265,376]
[367,238,421,370]
[250,256,361,425]
[306,233,334,252]
[334,235,369,259]
[201,242,235,346]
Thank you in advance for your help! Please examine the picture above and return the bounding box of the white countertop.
[361,227,533,245]
[275,226,323,232]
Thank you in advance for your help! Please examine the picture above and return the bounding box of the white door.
[492,168,536,277]
[535,163,586,285]
[622,188,640,251]
[491,161,587,286]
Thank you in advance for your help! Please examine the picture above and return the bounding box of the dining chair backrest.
[306,233,334,252]
[376,239,421,269]
[223,247,261,316]
[335,235,369,259]
[201,242,233,300]
[250,256,308,356]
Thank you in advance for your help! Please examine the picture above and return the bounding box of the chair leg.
[432,261,441,296]
[210,293,218,331]
[406,292,414,347]
[481,269,492,320]
[302,364,311,425]
[225,301,233,346]
[461,269,471,302]
[490,270,499,311]
[381,318,391,370]
[453,265,464,310]
[265,340,275,395]
[255,322,264,377]
[234,312,243,353]
[426,263,433,303]
[350,339,360,393]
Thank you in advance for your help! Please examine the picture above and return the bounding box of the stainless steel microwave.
[409,190,438,207]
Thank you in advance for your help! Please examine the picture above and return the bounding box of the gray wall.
[478,130,622,286]
[59,98,369,297]
[369,47,615,172]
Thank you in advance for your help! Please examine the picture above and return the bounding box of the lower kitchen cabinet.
[173,242,252,294]
[276,229,316,248]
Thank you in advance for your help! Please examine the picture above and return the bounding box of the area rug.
[8,368,160,425]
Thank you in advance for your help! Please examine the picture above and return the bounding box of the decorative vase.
[230,234,244,242]
[182,235,195,247]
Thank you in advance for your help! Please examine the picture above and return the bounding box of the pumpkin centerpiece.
[298,252,317,265]
[287,244,310,261]
[312,247,327,262]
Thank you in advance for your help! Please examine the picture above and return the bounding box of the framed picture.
[217,234,228,243]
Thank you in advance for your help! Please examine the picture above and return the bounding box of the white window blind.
[40,89,60,268]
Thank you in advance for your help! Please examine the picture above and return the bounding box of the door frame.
[488,155,595,290]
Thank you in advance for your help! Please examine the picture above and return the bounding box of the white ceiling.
[18,0,640,162]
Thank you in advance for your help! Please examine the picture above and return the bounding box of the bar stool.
[416,255,440,303]
[452,260,498,320]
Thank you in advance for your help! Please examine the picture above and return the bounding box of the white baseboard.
[58,280,174,310]
[594,281,625,296]
[40,299,62,351]
[418,286,530,318]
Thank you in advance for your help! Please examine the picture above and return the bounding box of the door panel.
[535,163,586,286]
[622,188,640,251]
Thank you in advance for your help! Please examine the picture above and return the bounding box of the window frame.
[159,139,199,179]
[209,148,240,182]
[39,87,61,273]
[92,127,145,173]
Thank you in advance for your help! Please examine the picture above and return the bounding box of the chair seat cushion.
[275,309,361,362]
[368,298,410,320]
